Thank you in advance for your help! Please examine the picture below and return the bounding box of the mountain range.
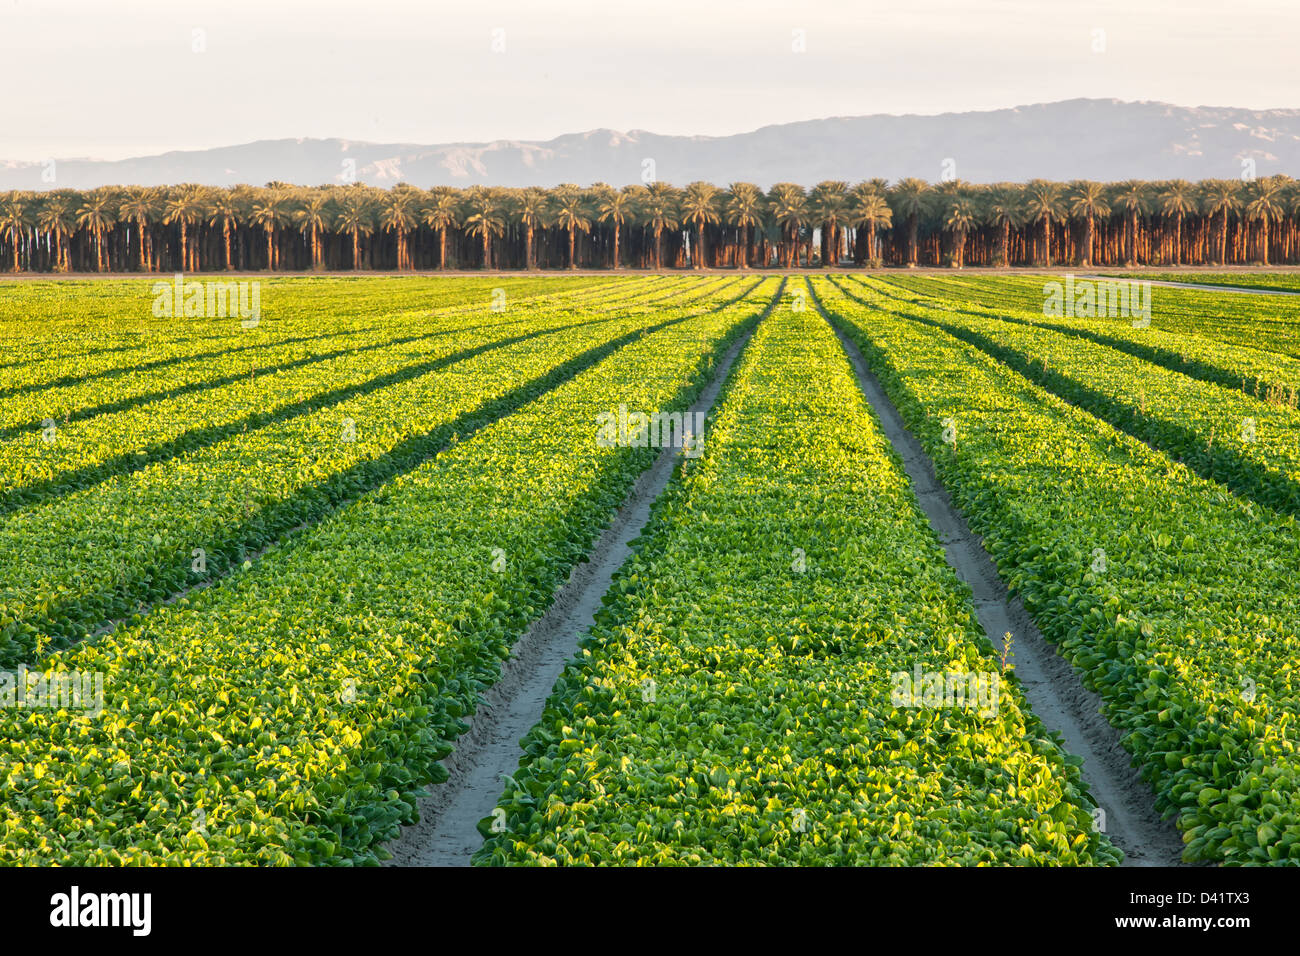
[4,99,1298,191]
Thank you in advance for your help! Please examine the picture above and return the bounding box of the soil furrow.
[815,287,1188,867]
[383,281,784,867]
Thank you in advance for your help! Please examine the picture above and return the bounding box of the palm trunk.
[483,230,491,269]
[654,226,663,270]
[352,229,360,270]
[568,227,576,270]
[525,223,534,270]
[612,221,620,270]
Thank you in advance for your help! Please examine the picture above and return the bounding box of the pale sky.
[2,0,1297,162]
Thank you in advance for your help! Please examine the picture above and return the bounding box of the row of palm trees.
[2,177,1297,273]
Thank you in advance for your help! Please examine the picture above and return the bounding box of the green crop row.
[859,275,1300,401]
[0,275,642,397]
[0,274,621,340]
[837,277,1300,519]
[0,275,699,500]
[0,278,781,864]
[0,277,752,669]
[1103,273,1300,294]
[884,273,1300,359]
[474,299,1117,866]
[814,277,1300,864]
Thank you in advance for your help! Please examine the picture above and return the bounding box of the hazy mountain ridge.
[5,99,1299,190]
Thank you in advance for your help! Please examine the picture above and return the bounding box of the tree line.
[1,176,1296,273]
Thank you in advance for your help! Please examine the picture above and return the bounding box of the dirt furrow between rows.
[822,306,1189,868]
[383,304,771,867]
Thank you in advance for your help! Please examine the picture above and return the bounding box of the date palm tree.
[462,187,506,269]
[118,188,159,272]
[767,182,809,268]
[944,194,978,268]
[680,181,721,269]
[295,191,332,270]
[1157,180,1196,266]
[984,185,1024,267]
[809,180,850,267]
[512,186,550,270]
[551,185,591,270]
[206,189,241,271]
[421,186,460,270]
[723,182,764,269]
[37,197,76,272]
[1068,181,1110,268]
[890,178,930,267]
[77,191,116,272]
[641,182,679,270]
[163,185,207,271]
[379,187,419,270]
[334,188,374,270]
[1198,180,1240,265]
[1285,183,1300,264]
[1111,180,1149,266]
[596,185,638,270]
[1,196,31,272]
[1245,176,1286,265]
[1023,180,1064,266]
[849,183,892,266]
[250,189,294,270]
